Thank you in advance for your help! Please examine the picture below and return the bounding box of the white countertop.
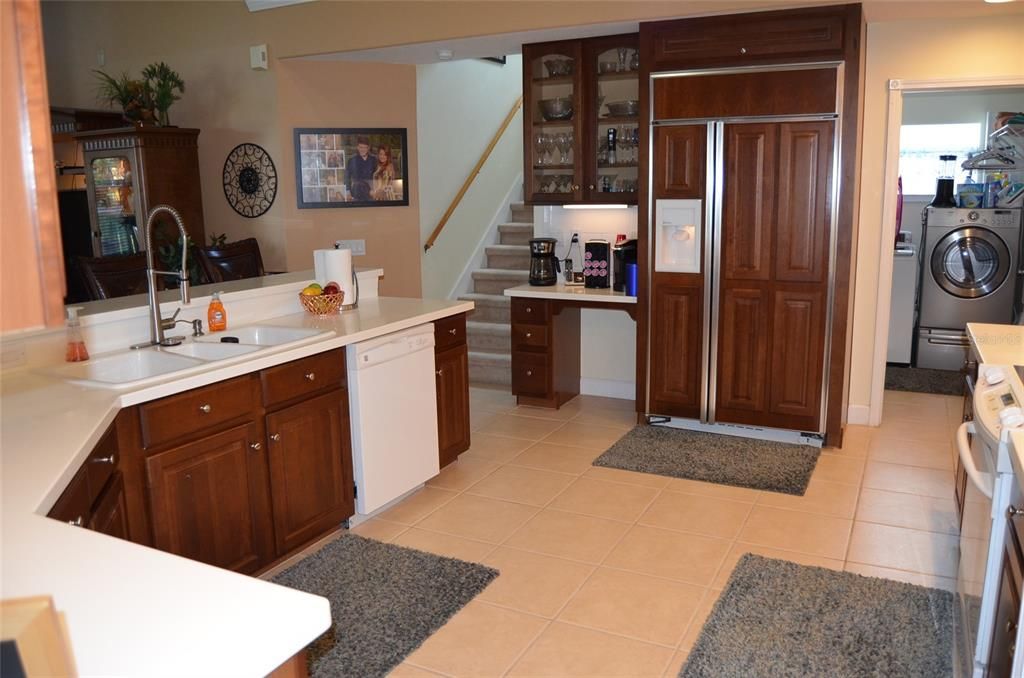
[1,295,472,677]
[967,323,1024,365]
[504,283,637,304]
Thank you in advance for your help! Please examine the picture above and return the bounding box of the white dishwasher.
[347,324,439,515]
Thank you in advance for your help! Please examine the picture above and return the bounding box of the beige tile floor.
[349,387,964,677]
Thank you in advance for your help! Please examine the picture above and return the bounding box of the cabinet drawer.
[261,349,346,408]
[140,375,260,448]
[511,298,549,324]
[512,323,549,350]
[511,352,549,397]
[434,313,467,351]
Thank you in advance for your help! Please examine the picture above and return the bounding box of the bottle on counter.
[64,306,89,362]
[208,292,227,332]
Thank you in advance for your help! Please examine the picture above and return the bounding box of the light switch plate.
[335,239,366,256]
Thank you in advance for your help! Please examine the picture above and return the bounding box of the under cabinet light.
[562,204,630,210]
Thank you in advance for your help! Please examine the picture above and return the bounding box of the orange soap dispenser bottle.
[207,292,227,332]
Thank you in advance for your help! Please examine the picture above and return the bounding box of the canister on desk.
[625,263,638,297]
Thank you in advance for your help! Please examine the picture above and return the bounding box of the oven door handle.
[957,421,991,499]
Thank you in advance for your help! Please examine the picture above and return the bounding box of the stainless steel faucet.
[136,205,191,347]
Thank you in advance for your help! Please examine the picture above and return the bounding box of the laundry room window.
[898,122,984,195]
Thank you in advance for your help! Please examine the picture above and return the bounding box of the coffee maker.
[612,239,638,292]
[528,238,560,286]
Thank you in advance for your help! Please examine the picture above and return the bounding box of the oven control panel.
[975,366,1024,442]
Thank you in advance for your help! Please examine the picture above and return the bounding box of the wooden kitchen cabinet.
[434,314,471,467]
[87,472,130,539]
[48,421,122,530]
[523,34,639,205]
[510,298,581,408]
[145,421,274,574]
[265,389,353,555]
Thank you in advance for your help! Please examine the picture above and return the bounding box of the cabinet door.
[145,422,273,573]
[653,125,706,199]
[436,345,471,468]
[988,543,1021,677]
[582,34,639,203]
[649,281,703,418]
[523,40,583,203]
[87,472,129,540]
[265,389,354,555]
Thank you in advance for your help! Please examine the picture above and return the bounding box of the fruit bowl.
[299,291,344,316]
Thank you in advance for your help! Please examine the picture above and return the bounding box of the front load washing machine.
[916,208,1022,371]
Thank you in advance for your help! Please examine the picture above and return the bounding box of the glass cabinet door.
[524,41,583,203]
[88,155,141,256]
[585,35,639,203]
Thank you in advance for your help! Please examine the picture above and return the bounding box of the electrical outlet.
[96,49,105,66]
[334,239,366,256]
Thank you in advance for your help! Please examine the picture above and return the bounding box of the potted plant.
[94,62,184,127]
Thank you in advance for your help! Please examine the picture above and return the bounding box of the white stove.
[955,364,1024,677]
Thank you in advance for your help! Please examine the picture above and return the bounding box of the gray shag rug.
[273,533,498,678]
[681,554,954,678]
[593,426,819,495]
[885,365,963,396]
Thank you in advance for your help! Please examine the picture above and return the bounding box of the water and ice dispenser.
[655,199,702,274]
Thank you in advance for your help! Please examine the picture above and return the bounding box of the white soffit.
[245,0,316,12]
[294,21,640,64]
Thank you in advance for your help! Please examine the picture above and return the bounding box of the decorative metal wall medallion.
[223,143,277,217]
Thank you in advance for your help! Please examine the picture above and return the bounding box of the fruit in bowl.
[298,281,344,315]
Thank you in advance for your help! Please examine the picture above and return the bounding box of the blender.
[929,154,958,208]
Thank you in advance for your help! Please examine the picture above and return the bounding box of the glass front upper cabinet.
[88,155,143,256]
[584,34,639,203]
[523,40,583,204]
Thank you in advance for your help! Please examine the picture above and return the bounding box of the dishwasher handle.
[957,421,991,499]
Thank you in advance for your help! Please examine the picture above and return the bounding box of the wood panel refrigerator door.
[715,120,833,432]
[649,124,707,419]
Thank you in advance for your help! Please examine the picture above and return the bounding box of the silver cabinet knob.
[525,332,532,339]
[93,454,116,465]
[588,184,595,190]
[448,328,457,335]
[270,433,281,442]
[572,184,581,191]
[739,47,747,54]
[526,307,532,313]
[436,369,443,376]
[305,372,315,381]
[69,516,83,527]
[526,370,533,377]
[249,442,262,450]
[198,404,212,414]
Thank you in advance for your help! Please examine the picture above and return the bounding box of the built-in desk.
[504,284,637,408]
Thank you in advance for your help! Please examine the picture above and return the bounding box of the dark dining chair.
[76,253,159,300]
[196,238,266,283]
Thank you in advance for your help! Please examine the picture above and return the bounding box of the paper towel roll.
[313,248,357,307]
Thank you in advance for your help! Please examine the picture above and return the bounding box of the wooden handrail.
[424,95,523,252]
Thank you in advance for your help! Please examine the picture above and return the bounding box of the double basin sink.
[51,325,334,389]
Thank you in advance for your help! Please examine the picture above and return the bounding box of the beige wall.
[275,59,421,297]
[849,15,1024,412]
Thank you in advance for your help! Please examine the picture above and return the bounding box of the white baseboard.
[448,173,523,300]
[846,404,871,426]
[580,378,635,400]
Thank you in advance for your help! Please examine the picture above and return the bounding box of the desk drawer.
[512,298,549,324]
[261,349,346,408]
[512,323,549,350]
[512,351,548,397]
[434,314,467,351]
[141,375,259,448]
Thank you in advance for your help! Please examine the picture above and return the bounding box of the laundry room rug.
[592,426,820,495]
[885,365,964,396]
[681,554,954,678]
[273,533,498,678]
